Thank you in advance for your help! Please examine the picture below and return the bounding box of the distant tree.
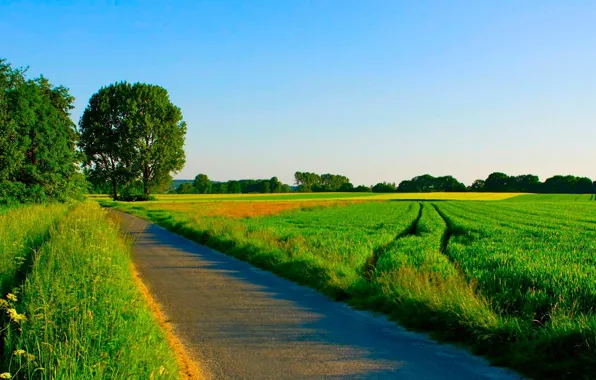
[281,184,292,193]
[469,179,485,192]
[227,180,242,193]
[176,182,195,194]
[397,174,465,192]
[269,177,282,193]
[294,171,322,190]
[543,175,595,194]
[372,182,397,193]
[261,181,271,193]
[0,59,83,203]
[353,185,372,192]
[484,172,510,192]
[435,176,466,192]
[212,182,228,194]
[192,174,212,194]
[338,182,354,192]
[511,174,541,192]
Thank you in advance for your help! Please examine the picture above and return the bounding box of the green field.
[508,193,596,201]
[0,203,179,379]
[107,193,596,378]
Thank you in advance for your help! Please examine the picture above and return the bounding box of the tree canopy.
[472,172,594,193]
[79,82,186,199]
[0,58,83,203]
[294,171,351,192]
[397,175,466,193]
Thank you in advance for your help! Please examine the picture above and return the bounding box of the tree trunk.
[112,179,118,200]
[143,166,150,197]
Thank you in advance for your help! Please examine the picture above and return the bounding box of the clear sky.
[2,1,595,186]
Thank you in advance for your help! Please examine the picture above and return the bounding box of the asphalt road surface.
[116,211,521,380]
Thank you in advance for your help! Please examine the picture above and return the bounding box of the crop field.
[507,193,596,201]
[107,194,596,378]
[0,203,179,379]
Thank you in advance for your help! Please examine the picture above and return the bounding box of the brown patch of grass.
[141,200,366,219]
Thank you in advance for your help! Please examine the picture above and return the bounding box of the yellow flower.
[6,293,16,302]
[13,349,25,357]
[0,372,11,379]
[0,299,8,309]
[7,309,26,323]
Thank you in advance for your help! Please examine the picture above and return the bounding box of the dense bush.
[0,59,84,204]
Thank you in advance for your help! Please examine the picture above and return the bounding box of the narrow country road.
[116,211,521,380]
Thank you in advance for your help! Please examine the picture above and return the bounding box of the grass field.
[105,193,596,378]
[507,193,596,201]
[0,203,179,379]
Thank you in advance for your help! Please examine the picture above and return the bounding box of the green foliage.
[0,58,84,204]
[294,171,351,192]
[178,174,292,194]
[79,82,186,199]
[482,172,594,193]
[192,173,212,194]
[372,181,396,193]
[397,174,466,192]
[0,203,179,378]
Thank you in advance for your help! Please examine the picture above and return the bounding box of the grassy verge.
[0,204,69,296]
[0,203,179,379]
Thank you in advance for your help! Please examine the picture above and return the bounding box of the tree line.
[172,171,596,195]
[174,174,292,194]
[468,173,595,194]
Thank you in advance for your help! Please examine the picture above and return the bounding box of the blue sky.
[2,1,595,186]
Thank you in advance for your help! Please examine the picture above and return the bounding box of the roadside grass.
[0,203,180,379]
[105,197,596,378]
[0,204,69,296]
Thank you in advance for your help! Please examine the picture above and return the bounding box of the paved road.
[116,211,521,380]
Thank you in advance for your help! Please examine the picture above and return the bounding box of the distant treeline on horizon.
[165,172,596,195]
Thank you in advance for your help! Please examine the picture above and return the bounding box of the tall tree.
[79,82,186,199]
[79,82,135,199]
[130,83,186,196]
[193,174,212,194]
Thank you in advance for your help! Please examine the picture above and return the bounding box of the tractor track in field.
[115,209,520,380]
[430,203,461,262]
[364,202,423,280]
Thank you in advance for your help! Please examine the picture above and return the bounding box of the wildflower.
[158,366,167,375]
[14,349,25,357]
[7,309,26,323]
[0,373,11,379]
[6,294,17,302]
[0,299,8,309]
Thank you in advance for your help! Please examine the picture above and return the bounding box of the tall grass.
[1,203,179,379]
[0,204,69,295]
